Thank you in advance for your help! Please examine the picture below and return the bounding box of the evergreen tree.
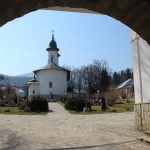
[125,68,132,79]
[100,68,110,92]
[112,72,120,86]
[112,68,133,86]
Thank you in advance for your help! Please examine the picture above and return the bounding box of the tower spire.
[47,31,60,65]
[52,30,54,40]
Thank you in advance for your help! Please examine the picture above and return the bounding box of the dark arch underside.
[0,0,150,44]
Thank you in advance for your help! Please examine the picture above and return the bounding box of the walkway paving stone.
[0,103,149,150]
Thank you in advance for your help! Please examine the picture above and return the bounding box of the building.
[115,78,134,99]
[132,31,150,130]
[27,33,70,100]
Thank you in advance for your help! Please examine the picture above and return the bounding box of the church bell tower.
[46,32,60,65]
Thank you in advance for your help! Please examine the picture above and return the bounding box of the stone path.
[0,103,149,150]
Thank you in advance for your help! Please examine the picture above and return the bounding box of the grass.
[0,107,47,115]
[60,100,134,115]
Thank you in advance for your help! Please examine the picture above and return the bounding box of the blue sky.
[0,10,132,76]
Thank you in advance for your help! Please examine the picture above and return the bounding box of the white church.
[27,33,70,100]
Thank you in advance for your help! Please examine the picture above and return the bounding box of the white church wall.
[28,83,39,97]
[38,69,67,96]
[132,31,150,104]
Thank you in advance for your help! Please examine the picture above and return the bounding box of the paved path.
[0,103,149,150]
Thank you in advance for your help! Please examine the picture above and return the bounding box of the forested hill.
[0,73,33,87]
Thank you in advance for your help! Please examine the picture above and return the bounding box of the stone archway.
[0,0,150,44]
[0,0,150,131]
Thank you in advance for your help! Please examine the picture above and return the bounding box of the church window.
[33,90,35,94]
[51,55,53,62]
[49,82,52,88]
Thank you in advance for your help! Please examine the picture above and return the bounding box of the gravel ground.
[0,103,149,150]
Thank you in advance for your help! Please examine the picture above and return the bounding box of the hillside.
[0,73,33,87]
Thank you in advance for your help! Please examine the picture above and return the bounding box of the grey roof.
[33,63,70,81]
[28,78,38,82]
[116,78,134,89]
[26,76,39,85]
[34,63,70,73]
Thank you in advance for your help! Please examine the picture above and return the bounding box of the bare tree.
[68,70,76,97]
[82,65,96,99]
[92,59,110,96]
[63,59,110,99]
[75,68,85,97]
[0,75,16,103]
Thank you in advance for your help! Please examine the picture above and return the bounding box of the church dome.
[47,33,59,51]
[49,34,57,48]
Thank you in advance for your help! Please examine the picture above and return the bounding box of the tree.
[82,65,95,98]
[63,59,111,98]
[92,59,110,96]
[112,72,120,86]
[112,68,133,87]
[82,59,110,98]
[0,74,16,103]
[67,70,76,94]
[75,69,84,97]
[99,68,110,92]
[125,68,132,79]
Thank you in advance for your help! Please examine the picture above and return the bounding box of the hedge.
[65,99,91,112]
[29,96,48,112]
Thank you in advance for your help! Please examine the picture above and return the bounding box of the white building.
[132,31,150,130]
[27,33,70,100]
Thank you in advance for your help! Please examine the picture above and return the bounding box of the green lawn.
[61,100,134,115]
[0,107,47,115]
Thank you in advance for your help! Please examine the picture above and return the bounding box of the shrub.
[111,109,117,112]
[115,101,124,104]
[18,100,29,110]
[29,96,48,112]
[60,97,67,103]
[103,90,118,106]
[65,99,91,112]
[0,101,5,107]
[122,94,127,99]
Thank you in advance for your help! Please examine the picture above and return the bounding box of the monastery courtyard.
[0,103,149,150]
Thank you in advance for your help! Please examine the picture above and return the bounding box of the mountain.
[0,73,33,87]
[18,72,34,78]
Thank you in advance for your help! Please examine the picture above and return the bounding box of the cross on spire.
[52,30,55,35]
[52,30,55,40]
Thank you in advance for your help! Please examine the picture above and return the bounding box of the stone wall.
[134,103,150,131]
